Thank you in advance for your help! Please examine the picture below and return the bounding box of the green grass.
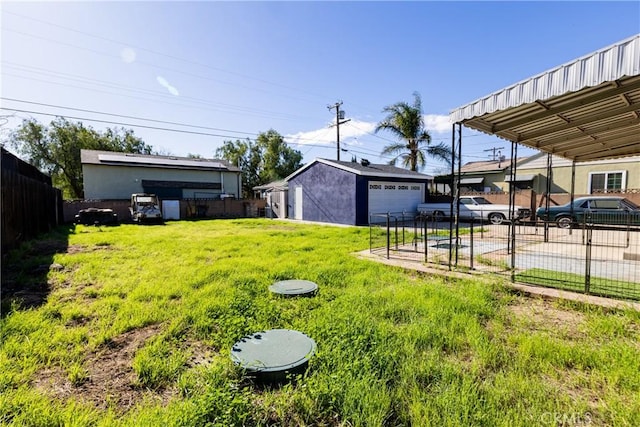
[1,219,639,426]
[516,268,640,301]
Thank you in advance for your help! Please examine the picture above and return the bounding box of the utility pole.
[327,101,350,161]
[484,146,505,161]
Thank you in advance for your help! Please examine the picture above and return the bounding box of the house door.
[295,187,303,220]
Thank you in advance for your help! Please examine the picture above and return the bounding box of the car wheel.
[488,213,505,225]
[433,211,445,222]
[556,216,573,229]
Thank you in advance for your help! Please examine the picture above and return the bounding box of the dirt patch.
[34,325,218,412]
[1,283,50,311]
[34,324,176,412]
[506,296,587,338]
[66,243,114,254]
[28,239,69,256]
[186,340,216,368]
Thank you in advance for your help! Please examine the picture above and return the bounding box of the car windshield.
[136,197,156,204]
[473,197,492,205]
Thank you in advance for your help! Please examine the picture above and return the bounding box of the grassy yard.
[1,219,639,426]
[516,269,640,301]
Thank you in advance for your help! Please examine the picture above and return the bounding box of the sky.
[1,1,639,176]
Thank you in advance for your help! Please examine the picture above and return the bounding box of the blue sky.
[2,1,639,175]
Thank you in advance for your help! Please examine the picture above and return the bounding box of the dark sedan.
[536,196,640,228]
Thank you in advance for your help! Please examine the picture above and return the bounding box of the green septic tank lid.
[269,280,318,297]
[231,329,316,379]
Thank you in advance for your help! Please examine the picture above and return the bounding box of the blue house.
[286,158,433,225]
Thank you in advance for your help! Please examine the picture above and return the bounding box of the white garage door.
[368,181,424,215]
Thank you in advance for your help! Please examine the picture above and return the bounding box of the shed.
[285,158,433,225]
[252,180,288,218]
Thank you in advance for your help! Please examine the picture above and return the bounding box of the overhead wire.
[0,105,341,147]
[4,10,332,102]
[3,13,504,167]
[1,63,313,122]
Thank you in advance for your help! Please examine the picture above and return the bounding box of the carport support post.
[543,153,553,242]
[455,124,462,267]
[570,160,576,236]
[448,123,463,269]
[449,123,456,270]
[509,141,518,273]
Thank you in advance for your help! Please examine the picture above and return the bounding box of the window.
[590,199,620,209]
[588,171,626,193]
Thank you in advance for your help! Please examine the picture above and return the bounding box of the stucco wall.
[289,162,357,225]
[83,164,240,199]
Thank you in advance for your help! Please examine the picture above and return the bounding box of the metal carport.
[446,34,640,296]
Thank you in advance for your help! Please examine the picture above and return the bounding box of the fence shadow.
[1,224,75,317]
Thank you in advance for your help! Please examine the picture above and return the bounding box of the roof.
[253,180,288,191]
[81,149,241,172]
[450,34,640,162]
[285,158,433,181]
[460,159,509,174]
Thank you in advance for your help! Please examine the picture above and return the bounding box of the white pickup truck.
[417,196,531,225]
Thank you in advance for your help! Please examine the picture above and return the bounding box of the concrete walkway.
[356,249,640,312]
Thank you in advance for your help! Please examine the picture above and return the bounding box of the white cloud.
[120,47,136,63]
[286,115,451,147]
[424,114,452,134]
[286,119,376,146]
[156,76,180,96]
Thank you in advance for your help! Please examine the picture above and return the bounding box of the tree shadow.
[1,224,75,317]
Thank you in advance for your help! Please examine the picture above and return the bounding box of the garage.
[368,181,424,215]
[286,158,432,226]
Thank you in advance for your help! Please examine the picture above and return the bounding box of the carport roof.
[450,34,640,162]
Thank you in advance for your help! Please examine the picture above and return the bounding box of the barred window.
[589,171,625,193]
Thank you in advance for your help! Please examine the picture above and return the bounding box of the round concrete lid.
[231,329,317,374]
[269,280,318,297]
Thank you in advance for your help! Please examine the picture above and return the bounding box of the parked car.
[75,208,118,226]
[418,196,531,225]
[536,196,640,228]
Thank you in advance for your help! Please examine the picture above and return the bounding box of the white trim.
[587,170,627,193]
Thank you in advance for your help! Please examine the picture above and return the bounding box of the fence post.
[386,214,390,260]
[394,216,399,250]
[585,215,592,294]
[470,216,474,270]
[424,213,428,262]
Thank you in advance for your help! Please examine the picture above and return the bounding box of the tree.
[216,138,261,197]
[215,129,303,197]
[9,118,153,199]
[257,129,303,183]
[375,92,452,172]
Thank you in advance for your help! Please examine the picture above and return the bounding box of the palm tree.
[375,92,452,171]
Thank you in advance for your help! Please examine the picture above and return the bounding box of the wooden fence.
[1,148,63,257]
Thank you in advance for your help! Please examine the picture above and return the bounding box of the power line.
[0,106,343,149]
[1,97,256,136]
[1,64,312,122]
[3,15,330,104]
